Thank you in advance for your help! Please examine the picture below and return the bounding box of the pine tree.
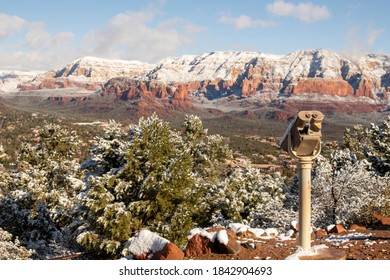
[0,123,83,258]
[0,227,33,260]
[343,116,390,175]
[76,114,233,258]
[311,150,389,226]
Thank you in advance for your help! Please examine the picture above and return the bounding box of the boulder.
[373,214,390,226]
[152,242,184,260]
[314,228,327,239]
[185,228,241,257]
[185,234,215,257]
[328,224,345,234]
[123,230,184,260]
[348,224,367,231]
[214,230,241,255]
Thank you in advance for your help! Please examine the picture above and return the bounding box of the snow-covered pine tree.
[76,114,233,258]
[343,116,390,175]
[202,164,295,230]
[0,227,32,260]
[0,123,83,258]
[311,150,389,226]
[81,120,128,176]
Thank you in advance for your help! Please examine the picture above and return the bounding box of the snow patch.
[228,223,249,233]
[248,228,265,238]
[122,230,169,257]
[285,244,329,260]
[188,228,217,242]
[216,230,229,245]
[265,228,278,236]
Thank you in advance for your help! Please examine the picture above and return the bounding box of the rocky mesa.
[4,49,390,117]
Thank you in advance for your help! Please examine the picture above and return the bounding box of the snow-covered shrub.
[81,120,128,176]
[0,227,32,260]
[343,116,390,175]
[203,166,296,230]
[76,114,232,258]
[0,123,84,258]
[311,150,389,226]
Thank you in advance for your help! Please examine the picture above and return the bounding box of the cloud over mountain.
[267,0,330,23]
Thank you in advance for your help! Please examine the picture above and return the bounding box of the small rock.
[373,214,390,226]
[315,228,327,239]
[237,231,257,239]
[152,243,184,260]
[241,242,256,250]
[348,224,366,231]
[328,224,345,234]
[290,221,299,232]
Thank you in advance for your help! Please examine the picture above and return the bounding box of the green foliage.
[76,114,232,258]
[0,123,84,258]
[343,116,390,175]
[202,166,294,229]
[311,150,389,226]
[0,227,33,260]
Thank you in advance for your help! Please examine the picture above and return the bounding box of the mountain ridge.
[2,49,390,120]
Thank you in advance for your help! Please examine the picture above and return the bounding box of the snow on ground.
[228,223,283,239]
[324,232,372,246]
[285,244,329,260]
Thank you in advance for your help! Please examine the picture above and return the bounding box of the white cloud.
[219,14,278,30]
[343,25,385,57]
[83,7,205,63]
[0,13,77,70]
[0,13,26,40]
[0,5,205,70]
[267,0,330,23]
[367,28,385,46]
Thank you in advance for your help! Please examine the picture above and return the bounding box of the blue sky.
[0,0,389,70]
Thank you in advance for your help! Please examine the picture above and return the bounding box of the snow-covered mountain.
[52,56,156,83]
[7,49,390,97]
[145,49,390,98]
[3,49,390,118]
[0,70,45,93]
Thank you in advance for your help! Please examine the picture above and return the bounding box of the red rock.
[151,242,184,260]
[315,228,327,239]
[328,224,345,234]
[348,224,367,231]
[292,78,354,96]
[355,78,374,98]
[214,230,241,255]
[185,234,215,257]
[236,230,257,239]
[185,228,241,257]
[373,214,390,226]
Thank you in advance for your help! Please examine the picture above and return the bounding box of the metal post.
[298,159,312,250]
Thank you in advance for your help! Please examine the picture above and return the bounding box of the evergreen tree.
[0,227,33,260]
[343,116,390,175]
[0,123,83,258]
[81,120,128,176]
[76,114,232,258]
[202,165,295,230]
[311,150,389,226]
